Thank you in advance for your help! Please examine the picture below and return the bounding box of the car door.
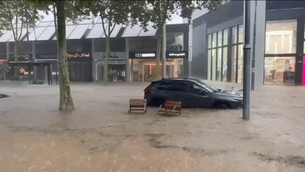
[185,82,214,108]
[162,81,192,107]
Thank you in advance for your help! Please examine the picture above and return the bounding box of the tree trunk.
[155,33,162,80]
[14,41,18,62]
[53,4,64,110]
[103,35,110,86]
[14,41,19,76]
[56,0,75,111]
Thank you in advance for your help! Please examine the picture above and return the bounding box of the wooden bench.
[128,99,147,114]
[158,100,182,116]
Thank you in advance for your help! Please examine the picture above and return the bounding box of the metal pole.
[188,18,193,77]
[243,0,252,120]
[162,23,166,78]
[251,0,257,90]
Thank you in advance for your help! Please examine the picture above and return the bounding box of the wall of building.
[191,22,207,79]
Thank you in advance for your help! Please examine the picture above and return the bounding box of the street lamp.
[242,0,252,120]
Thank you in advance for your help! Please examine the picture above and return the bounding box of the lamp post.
[243,0,252,120]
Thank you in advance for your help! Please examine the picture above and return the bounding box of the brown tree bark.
[155,33,162,80]
[56,0,75,111]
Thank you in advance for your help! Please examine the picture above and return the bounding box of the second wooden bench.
[158,100,182,116]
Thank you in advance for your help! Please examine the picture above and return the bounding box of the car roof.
[161,77,198,82]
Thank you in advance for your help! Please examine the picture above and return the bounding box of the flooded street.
[0,82,305,172]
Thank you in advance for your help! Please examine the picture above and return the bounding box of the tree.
[138,0,224,79]
[55,0,75,111]
[0,0,42,62]
[27,0,91,111]
[79,0,146,86]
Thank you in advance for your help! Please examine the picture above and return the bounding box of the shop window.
[265,20,297,54]
[232,26,238,44]
[264,57,295,85]
[211,49,216,80]
[217,48,222,81]
[208,34,212,48]
[94,38,126,52]
[222,47,228,81]
[166,32,184,51]
[237,44,243,83]
[231,45,237,82]
[212,33,216,48]
[238,25,244,43]
[217,31,222,47]
[129,38,157,52]
[207,50,211,80]
[223,29,228,46]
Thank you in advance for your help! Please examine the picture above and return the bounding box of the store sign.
[129,52,156,59]
[36,54,57,59]
[166,51,188,58]
[97,61,126,65]
[67,52,91,58]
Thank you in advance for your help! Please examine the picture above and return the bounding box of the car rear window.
[146,81,161,90]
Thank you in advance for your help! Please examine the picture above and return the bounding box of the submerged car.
[144,78,243,109]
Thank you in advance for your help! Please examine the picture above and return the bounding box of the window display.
[264,57,295,85]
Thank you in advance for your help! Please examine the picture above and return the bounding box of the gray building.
[191,1,305,86]
[0,17,189,83]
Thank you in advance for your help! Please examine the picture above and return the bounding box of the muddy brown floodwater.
[0,82,305,172]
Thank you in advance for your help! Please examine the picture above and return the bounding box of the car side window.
[186,82,205,94]
[156,81,186,92]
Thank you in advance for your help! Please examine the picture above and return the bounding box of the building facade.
[0,18,189,82]
[191,1,305,86]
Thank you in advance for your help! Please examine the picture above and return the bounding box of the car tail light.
[144,89,149,93]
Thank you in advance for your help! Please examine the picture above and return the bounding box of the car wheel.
[150,97,166,106]
[213,102,230,109]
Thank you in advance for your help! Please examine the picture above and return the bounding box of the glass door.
[131,64,141,82]
[264,56,295,85]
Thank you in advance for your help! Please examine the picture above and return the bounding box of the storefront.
[93,52,126,82]
[35,52,93,82]
[35,54,58,82]
[191,1,305,86]
[128,51,187,82]
[0,54,7,80]
[67,52,93,82]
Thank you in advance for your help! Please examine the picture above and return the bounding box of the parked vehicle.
[144,78,243,109]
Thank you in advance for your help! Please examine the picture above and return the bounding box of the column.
[251,0,266,85]
[91,39,96,81]
[125,38,130,82]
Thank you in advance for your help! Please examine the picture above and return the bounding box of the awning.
[36,27,55,40]
[0,31,13,42]
[121,25,142,37]
[67,24,90,39]
[86,23,104,38]
[86,23,122,38]
[24,27,47,41]
[8,29,29,42]
[101,24,122,38]
[37,21,52,27]
[53,25,77,40]
[122,23,157,37]
[138,24,157,37]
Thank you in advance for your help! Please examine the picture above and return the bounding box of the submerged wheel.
[213,102,230,109]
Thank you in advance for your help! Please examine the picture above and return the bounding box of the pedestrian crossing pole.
[243,0,252,120]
